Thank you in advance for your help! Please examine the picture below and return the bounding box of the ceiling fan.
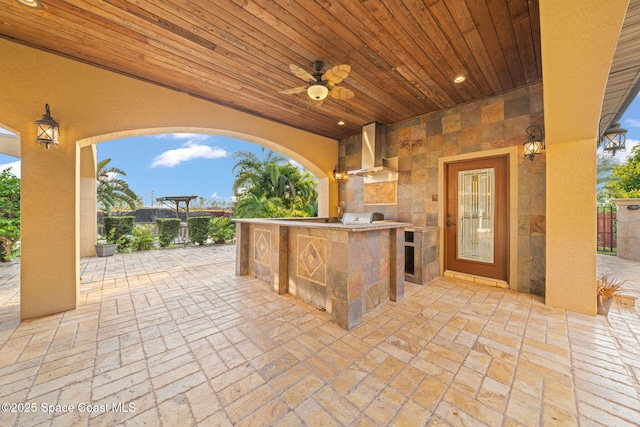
[280,60,355,102]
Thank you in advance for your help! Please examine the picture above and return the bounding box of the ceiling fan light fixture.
[17,0,42,9]
[307,84,329,101]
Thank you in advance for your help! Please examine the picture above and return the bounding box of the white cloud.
[151,141,227,167]
[0,160,20,178]
[625,118,640,128]
[619,138,640,160]
[210,192,221,199]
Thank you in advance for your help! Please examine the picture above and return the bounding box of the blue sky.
[1,95,640,204]
[93,133,272,207]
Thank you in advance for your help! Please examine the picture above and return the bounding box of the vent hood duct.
[347,122,398,180]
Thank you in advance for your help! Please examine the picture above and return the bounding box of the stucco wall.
[338,83,545,295]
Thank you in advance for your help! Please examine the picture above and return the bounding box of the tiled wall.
[338,83,545,295]
[614,199,640,262]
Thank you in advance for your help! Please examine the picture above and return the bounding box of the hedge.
[103,216,135,247]
[156,218,181,247]
[188,216,211,245]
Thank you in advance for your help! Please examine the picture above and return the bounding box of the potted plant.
[95,228,118,257]
[597,272,632,315]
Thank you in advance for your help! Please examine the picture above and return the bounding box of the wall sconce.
[333,165,347,182]
[599,112,627,156]
[523,125,545,161]
[35,104,59,149]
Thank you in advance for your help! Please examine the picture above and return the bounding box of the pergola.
[156,196,198,220]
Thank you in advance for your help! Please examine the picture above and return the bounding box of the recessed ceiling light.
[337,120,345,126]
[454,75,466,84]
[17,0,42,9]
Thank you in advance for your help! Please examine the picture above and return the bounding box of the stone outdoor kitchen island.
[234,217,409,330]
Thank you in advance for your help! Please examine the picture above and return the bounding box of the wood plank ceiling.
[0,0,543,140]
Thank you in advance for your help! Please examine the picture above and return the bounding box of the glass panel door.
[457,167,494,263]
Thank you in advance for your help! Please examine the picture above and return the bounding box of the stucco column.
[79,145,97,257]
[0,134,20,157]
[20,129,79,319]
[545,140,597,313]
[540,0,628,314]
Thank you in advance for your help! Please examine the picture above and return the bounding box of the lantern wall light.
[35,104,60,149]
[333,165,347,182]
[598,112,627,156]
[523,125,545,161]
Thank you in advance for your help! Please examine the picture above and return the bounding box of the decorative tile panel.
[297,235,327,286]
[254,229,271,265]
[364,181,397,205]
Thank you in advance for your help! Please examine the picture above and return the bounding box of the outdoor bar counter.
[234,217,409,330]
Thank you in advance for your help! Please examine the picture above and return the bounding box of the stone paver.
[0,247,638,426]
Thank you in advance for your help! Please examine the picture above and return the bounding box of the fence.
[597,204,617,253]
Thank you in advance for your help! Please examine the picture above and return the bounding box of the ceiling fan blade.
[330,86,355,100]
[279,86,307,94]
[322,64,351,84]
[289,64,315,82]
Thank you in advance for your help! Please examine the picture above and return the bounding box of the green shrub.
[120,224,156,252]
[156,218,181,247]
[188,216,211,245]
[103,216,135,250]
[209,216,235,243]
[103,216,134,240]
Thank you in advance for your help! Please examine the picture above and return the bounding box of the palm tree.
[232,148,317,218]
[97,158,138,215]
[234,187,286,218]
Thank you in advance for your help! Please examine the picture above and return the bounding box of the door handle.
[447,220,453,226]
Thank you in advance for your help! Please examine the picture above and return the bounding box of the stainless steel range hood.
[347,122,398,181]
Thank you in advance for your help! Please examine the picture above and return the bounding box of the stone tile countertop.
[232,217,411,232]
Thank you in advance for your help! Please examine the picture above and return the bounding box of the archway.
[78,127,330,257]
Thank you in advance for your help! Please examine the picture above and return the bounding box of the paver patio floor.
[0,246,639,426]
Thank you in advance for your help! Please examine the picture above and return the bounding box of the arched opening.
[82,126,331,221]
[77,127,330,257]
[80,127,327,178]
